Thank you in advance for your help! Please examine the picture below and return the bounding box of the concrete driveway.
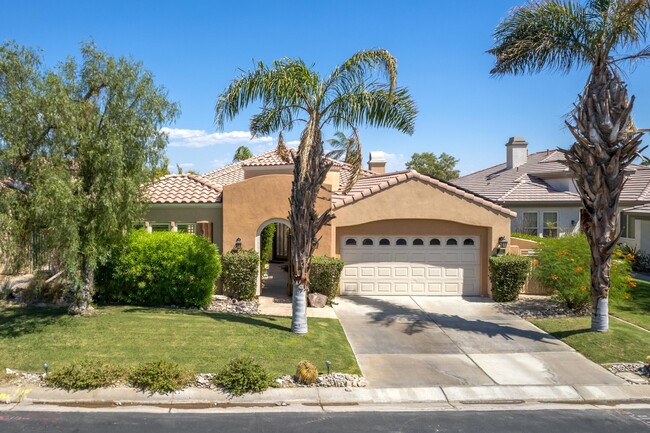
[333,296,626,388]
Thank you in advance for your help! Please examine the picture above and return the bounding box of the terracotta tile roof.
[452,149,650,205]
[332,170,516,218]
[203,149,375,191]
[145,174,222,204]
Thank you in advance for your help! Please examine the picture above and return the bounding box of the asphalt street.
[1,409,650,433]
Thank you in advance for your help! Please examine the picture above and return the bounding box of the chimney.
[506,137,528,169]
[368,151,386,174]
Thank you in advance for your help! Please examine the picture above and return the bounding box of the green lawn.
[609,279,650,331]
[531,316,650,364]
[0,306,360,377]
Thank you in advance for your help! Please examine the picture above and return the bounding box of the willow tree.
[0,42,178,314]
[215,50,417,333]
[490,0,649,331]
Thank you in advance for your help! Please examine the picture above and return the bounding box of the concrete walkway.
[334,296,627,389]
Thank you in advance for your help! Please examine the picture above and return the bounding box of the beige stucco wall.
[145,205,223,251]
[222,174,332,256]
[332,179,513,296]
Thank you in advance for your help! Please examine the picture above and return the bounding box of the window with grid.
[620,215,635,238]
[542,212,558,238]
[177,223,196,234]
[522,212,538,236]
[151,223,170,232]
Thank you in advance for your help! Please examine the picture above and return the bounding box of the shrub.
[259,224,276,274]
[97,230,221,308]
[489,255,531,302]
[512,232,543,242]
[213,356,271,396]
[221,250,260,301]
[620,244,650,273]
[309,256,344,302]
[295,360,318,385]
[44,359,125,391]
[534,235,632,311]
[127,360,193,394]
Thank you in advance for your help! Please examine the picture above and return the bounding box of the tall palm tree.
[490,0,649,332]
[327,130,361,166]
[215,50,417,333]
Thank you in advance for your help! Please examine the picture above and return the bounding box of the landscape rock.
[274,373,368,388]
[207,296,259,315]
[308,293,328,308]
[497,295,589,319]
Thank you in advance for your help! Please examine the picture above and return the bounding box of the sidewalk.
[2,383,650,409]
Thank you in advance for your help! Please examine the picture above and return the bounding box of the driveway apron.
[333,296,626,388]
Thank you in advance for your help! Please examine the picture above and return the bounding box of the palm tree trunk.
[289,118,333,334]
[564,64,643,332]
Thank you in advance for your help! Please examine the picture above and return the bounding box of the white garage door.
[340,235,480,296]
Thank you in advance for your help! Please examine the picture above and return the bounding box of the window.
[413,238,424,246]
[396,238,407,246]
[542,212,558,238]
[430,238,441,246]
[446,238,458,246]
[151,223,170,232]
[345,238,357,246]
[522,212,538,236]
[463,239,475,246]
[621,214,636,238]
[362,238,374,246]
[177,223,196,234]
[133,223,145,230]
[379,238,391,246]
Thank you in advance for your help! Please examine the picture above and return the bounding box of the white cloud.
[212,158,231,169]
[161,127,274,148]
[383,152,408,172]
[286,140,300,146]
[177,162,195,168]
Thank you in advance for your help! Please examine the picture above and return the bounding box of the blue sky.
[2,0,649,175]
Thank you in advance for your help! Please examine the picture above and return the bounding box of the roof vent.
[368,151,386,174]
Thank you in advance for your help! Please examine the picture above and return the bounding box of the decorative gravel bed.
[497,295,589,319]
[274,373,368,388]
[205,295,259,315]
[605,363,650,384]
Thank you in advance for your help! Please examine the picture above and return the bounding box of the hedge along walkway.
[0,306,360,378]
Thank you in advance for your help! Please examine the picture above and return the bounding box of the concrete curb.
[2,384,650,408]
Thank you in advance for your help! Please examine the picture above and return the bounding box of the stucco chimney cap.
[506,137,528,146]
[368,151,386,163]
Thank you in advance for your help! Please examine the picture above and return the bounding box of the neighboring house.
[143,149,515,298]
[452,137,650,247]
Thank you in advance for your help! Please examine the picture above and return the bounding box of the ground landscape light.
[326,360,331,374]
[43,363,48,375]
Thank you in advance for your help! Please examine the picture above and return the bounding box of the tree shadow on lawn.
[345,296,562,345]
[120,306,291,333]
[0,306,68,338]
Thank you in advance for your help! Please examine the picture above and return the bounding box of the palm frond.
[489,0,593,75]
[276,131,292,163]
[249,104,299,136]
[324,49,398,99]
[326,85,417,135]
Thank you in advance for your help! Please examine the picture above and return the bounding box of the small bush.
[309,256,344,302]
[259,224,276,274]
[512,232,543,242]
[127,360,193,394]
[213,356,271,396]
[97,230,221,308]
[489,255,531,302]
[295,360,318,385]
[221,250,260,301]
[44,359,125,391]
[534,235,632,311]
[620,244,650,273]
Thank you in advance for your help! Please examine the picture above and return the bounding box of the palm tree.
[327,131,361,165]
[215,50,417,333]
[490,0,649,332]
[233,145,253,162]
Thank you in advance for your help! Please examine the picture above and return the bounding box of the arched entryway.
[255,219,291,297]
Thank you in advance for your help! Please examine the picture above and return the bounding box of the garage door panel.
[340,235,481,296]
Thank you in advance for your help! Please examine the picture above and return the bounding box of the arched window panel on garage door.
[413,238,424,246]
[446,238,458,246]
[396,238,407,246]
[379,238,391,246]
[430,238,441,246]
[463,238,475,246]
[345,238,357,246]
[362,238,374,246]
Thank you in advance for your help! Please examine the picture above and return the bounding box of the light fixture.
[43,363,49,375]
[235,237,242,251]
[325,360,331,375]
[498,236,508,249]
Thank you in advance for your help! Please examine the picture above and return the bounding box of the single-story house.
[451,137,650,247]
[143,149,515,297]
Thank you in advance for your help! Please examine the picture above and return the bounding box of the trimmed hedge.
[221,249,260,301]
[97,230,221,308]
[309,256,345,302]
[489,255,531,302]
[259,224,276,274]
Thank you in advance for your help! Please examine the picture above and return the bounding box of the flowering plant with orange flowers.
[533,235,632,311]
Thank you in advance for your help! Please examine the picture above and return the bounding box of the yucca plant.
[490,0,649,331]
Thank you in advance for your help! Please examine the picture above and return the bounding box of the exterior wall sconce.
[497,236,508,256]
[235,237,242,251]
